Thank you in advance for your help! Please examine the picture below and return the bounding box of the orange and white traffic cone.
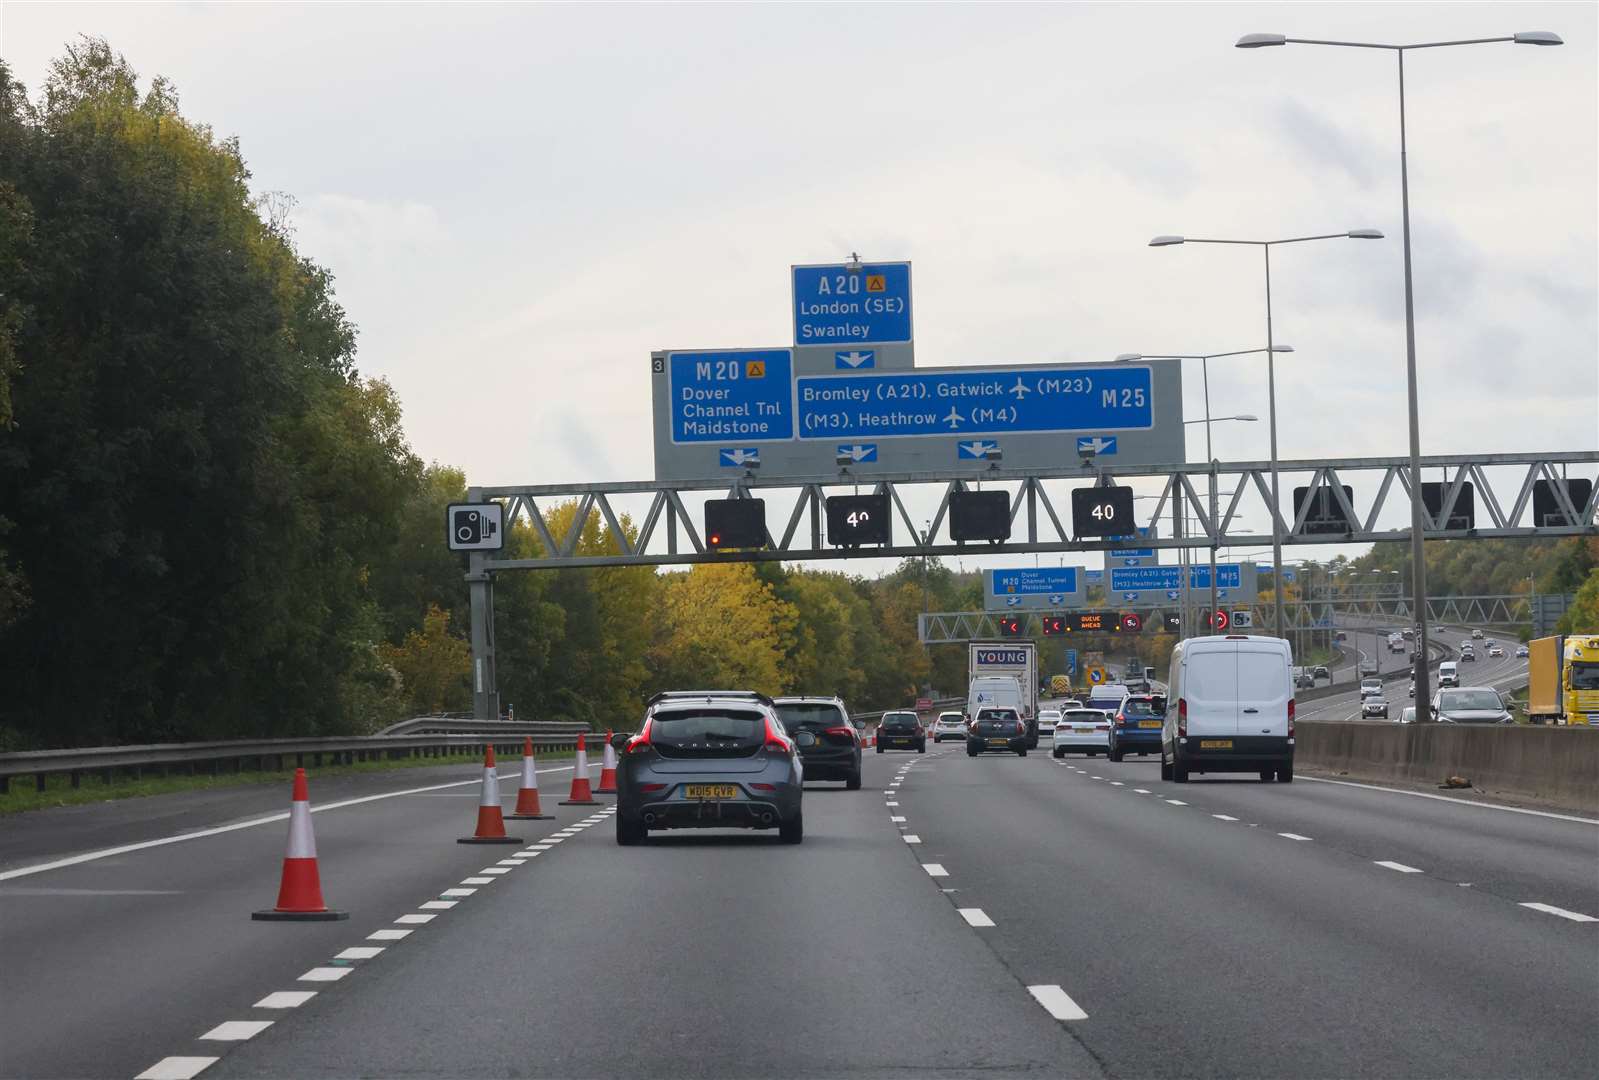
[560,733,600,806]
[506,737,553,820]
[253,769,348,921]
[594,729,618,795]
[458,745,522,844]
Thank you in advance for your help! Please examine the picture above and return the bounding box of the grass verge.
[0,746,579,816]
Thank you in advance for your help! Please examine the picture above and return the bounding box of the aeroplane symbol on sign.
[720,448,761,467]
[1009,377,1033,400]
[835,350,875,369]
[943,408,966,430]
[958,440,998,459]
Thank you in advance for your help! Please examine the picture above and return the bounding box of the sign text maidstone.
[795,364,1154,439]
[668,350,794,443]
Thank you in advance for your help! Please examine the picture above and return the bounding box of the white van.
[1437,661,1459,688]
[1085,682,1131,714]
[1162,635,1295,784]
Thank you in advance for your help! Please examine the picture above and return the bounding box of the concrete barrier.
[1297,720,1599,814]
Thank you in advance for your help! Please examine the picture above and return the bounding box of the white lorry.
[968,641,1039,748]
[1387,632,1406,654]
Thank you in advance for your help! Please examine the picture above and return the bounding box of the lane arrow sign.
[835,350,875,369]
[837,443,877,463]
[1077,436,1118,455]
[720,448,761,467]
[958,440,998,459]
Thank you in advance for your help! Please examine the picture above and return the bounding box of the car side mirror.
[852,720,864,731]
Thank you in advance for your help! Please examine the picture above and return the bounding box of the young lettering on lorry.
[968,641,1039,748]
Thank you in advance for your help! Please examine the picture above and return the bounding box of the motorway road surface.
[1,743,1594,1079]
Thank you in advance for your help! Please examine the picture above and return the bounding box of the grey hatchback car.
[616,692,804,845]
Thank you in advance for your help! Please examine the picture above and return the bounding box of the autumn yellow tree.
[650,564,797,695]
[378,604,471,715]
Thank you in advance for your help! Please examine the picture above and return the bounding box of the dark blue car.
[1107,694,1166,762]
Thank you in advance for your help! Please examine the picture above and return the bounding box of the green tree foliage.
[1350,537,1596,599]
[379,605,469,716]
[1557,569,1599,635]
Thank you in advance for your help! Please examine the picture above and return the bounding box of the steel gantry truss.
[474,451,1596,570]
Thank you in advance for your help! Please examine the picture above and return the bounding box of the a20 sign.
[1071,485,1135,538]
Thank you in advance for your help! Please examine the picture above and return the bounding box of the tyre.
[1052,747,1063,759]
[1085,749,1096,757]
[616,814,645,846]
[779,810,804,844]
[876,744,884,754]
[1160,754,1173,781]
[1277,764,1294,784]
[967,746,979,757]
[1108,747,1123,763]
[845,769,862,791]
[1259,770,1274,782]
[1173,756,1189,783]
[917,743,925,754]
[1016,749,1027,757]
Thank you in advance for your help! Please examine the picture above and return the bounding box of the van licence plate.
[1199,740,1232,750]
[683,785,738,800]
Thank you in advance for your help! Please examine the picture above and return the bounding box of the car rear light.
[749,782,776,792]
[1177,697,1187,739]
[825,726,856,740]
[625,723,653,755]
[1287,699,1295,739]
[639,783,667,793]
[763,717,793,754]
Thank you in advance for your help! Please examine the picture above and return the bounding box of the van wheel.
[1277,765,1294,784]
[1160,754,1173,781]
[1259,770,1274,782]
[1172,757,1189,783]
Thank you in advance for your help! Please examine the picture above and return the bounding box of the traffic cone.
[594,729,619,795]
[506,737,553,820]
[560,733,600,805]
[458,745,522,844]
[253,769,348,921]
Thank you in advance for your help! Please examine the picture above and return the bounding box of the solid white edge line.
[135,1057,220,1080]
[1027,984,1089,1021]
[1374,860,1424,873]
[199,1020,274,1042]
[958,907,995,927]
[0,764,590,881]
[1299,775,1599,825]
[1519,902,1599,922]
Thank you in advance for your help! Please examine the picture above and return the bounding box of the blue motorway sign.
[793,263,912,346]
[668,350,793,444]
[794,364,1154,440]
[993,567,1080,597]
[1084,570,1105,584]
[1109,526,1155,559]
[1066,649,1078,676]
[1110,563,1245,592]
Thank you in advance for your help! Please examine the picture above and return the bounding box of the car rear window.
[1120,699,1160,718]
[1064,711,1104,722]
[1440,690,1502,712]
[775,702,845,731]
[650,709,766,756]
[880,713,920,731]
[976,718,1017,734]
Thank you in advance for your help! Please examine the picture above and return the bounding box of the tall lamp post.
[1120,346,1287,634]
[1233,28,1563,717]
[1149,230,1383,642]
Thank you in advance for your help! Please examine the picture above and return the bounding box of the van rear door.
[1182,646,1239,737]
[1236,645,1290,735]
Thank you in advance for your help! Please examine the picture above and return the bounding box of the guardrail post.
[35,773,44,792]
[70,770,80,789]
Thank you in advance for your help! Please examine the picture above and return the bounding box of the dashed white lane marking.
[478,867,513,875]
[136,1057,219,1080]
[495,858,523,865]
[959,908,995,927]
[884,790,895,796]
[1109,781,1124,786]
[527,844,553,851]
[1027,984,1089,1021]
[1165,799,1187,806]
[1301,775,1599,825]
[1375,860,1424,873]
[395,913,436,924]
[297,967,352,983]
[200,1020,274,1042]
[903,835,922,844]
[335,946,384,960]
[1133,788,1151,794]
[0,764,592,882]
[254,990,316,1008]
[1090,775,1103,780]
[419,900,456,911]
[442,887,477,897]
[1277,833,1312,841]
[1519,902,1598,922]
[885,801,900,807]
[890,816,907,822]
[459,877,494,886]
[367,929,411,941]
[541,837,565,843]
[1213,814,1239,822]
[922,864,949,877]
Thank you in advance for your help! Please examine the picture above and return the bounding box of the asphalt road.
[2,741,1594,1079]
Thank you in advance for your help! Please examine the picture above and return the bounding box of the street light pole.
[1234,26,1563,714]
[1149,232,1383,642]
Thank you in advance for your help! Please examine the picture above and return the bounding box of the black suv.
[967,709,1027,757]
[772,696,863,789]
[875,711,926,754]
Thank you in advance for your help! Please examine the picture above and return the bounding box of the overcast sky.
[4,1,1595,580]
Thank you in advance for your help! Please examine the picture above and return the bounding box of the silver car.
[616,691,804,845]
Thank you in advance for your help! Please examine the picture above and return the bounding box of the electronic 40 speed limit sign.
[1070,485,1135,538]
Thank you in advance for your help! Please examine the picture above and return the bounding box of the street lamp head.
[1347,229,1385,239]
[1149,235,1185,247]
[1236,414,1259,422]
[1114,353,1143,362]
[1513,31,1563,46]
[1236,33,1287,48]
[1270,344,1295,352]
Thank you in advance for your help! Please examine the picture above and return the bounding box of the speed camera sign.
[447,502,505,552]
